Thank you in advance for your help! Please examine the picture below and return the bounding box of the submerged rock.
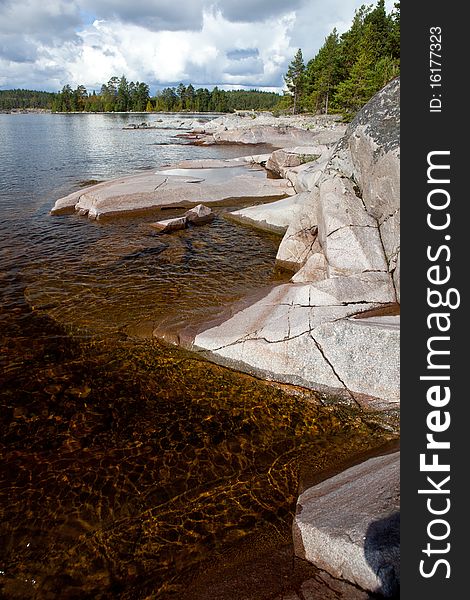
[184,204,214,225]
[150,216,187,232]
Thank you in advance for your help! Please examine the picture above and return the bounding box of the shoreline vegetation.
[1,1,399,119]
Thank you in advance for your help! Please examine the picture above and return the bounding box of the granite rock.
[150,216,187,232]
[193,275,398,406]
[184,204,214,225]
[293,452,400,597]
[266,146,326,176]
[51,166,293,219]
[228,193,307,234]
[275,191,320,270]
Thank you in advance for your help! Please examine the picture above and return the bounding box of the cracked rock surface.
[50,165,293,219]
[194,273,398,407]
[195,79,400,407]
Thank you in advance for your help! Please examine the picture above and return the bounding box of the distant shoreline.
[0,109,230,116]
[1,108,52,114]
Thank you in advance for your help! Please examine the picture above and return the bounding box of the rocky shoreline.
[51,79,400,597]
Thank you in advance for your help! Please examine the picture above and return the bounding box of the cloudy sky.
[0,0,392,93]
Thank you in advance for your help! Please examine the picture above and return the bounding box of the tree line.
[284,0,400,117]
[0,89,55,110]
[50,78,281,113]
[1,81,280,113]
[2,1,399,119]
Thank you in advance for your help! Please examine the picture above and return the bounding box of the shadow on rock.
[364,512,400,598]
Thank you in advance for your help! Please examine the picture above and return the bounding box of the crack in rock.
[277,300,390,309]
[374,216,397,301]
[154,177,168,192]
[379,208,400,226]
[326,223,377,239]
[308,331,361,408]
[284,225,318,242]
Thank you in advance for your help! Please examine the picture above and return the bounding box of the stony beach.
[51,79,400,597]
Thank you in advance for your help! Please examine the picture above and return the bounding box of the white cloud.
[60,9,296,91]
[0,0,398,92]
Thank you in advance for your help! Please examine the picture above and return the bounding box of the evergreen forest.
[0,1,399,119]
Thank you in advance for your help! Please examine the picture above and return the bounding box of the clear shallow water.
[0,113,392,599]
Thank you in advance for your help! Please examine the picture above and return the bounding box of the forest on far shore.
[0,1,399,119]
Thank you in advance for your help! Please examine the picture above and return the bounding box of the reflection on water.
[0,113,395,598]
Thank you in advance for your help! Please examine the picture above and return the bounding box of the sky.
[0,0,394,94]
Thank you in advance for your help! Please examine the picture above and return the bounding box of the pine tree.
[284,49,305,114]
[334,22,379,116]
[186,84,195,111]
[332,0,400,118]
[306,30,340,114]
[176,83,186,110]
[132,82,150,111]
[116,76,130,112]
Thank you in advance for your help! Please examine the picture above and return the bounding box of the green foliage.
[284,49,305,114]
[298,154,321,164]
[305,29,341,114]
[285,0,400,118]
[0,89,56,110]
[42,78,281,113]
[154,86,279,113]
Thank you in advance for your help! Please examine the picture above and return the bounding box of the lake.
[0,112,390,599]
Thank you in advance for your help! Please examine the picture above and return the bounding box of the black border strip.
[401,2,466,597]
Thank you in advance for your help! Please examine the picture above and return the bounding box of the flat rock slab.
[211,125,342,147]
[228,193,307,233]
[150,216,187,232]
[192,113,346,148]
[293,452,400,597]
[193,275,399,406]
[51,166,293,219]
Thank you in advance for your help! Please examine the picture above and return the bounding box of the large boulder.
[278,78,400,289]
[283,155,331,193]
[228,193,306,234]
[319,78,400,290]
[293,452,400,597]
